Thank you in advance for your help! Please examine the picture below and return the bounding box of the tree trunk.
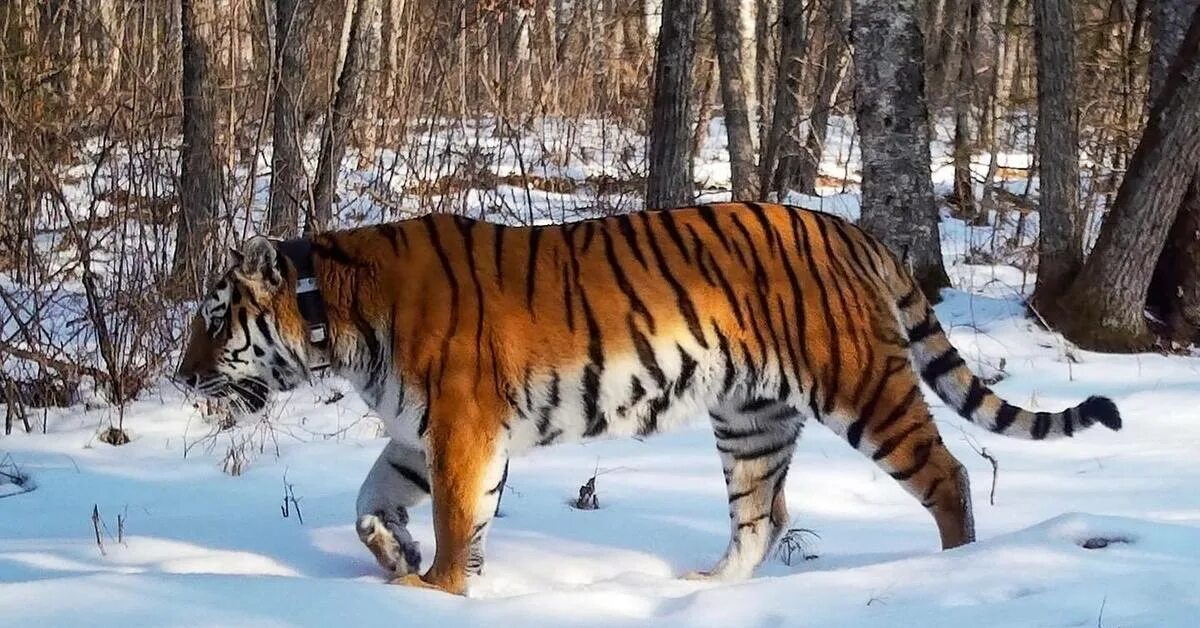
[1030,0,1082,309]
[1050,8,1200,351]
[311,0,378,232]
[795,0,849,196]
[1147,0,1200,343]
[759,0,806,198]
[949,0,980,223]
[852,0,951,299]
[173,0,220,294]
[267,0,312,238]
[646,0,699,208]
[711,0,758,199]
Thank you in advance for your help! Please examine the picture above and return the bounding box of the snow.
[3,118,1200,626]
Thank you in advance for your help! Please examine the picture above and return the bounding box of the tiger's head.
[175,237,314,414]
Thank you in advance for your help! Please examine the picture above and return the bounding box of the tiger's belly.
[503,346,726,454]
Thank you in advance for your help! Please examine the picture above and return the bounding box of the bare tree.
[852,0,951,298]
[1030,0,1082,309]
[173,0,220,292]
[1050,7,1200,350]
[267,0,312,238]
[712,0,758,199]
[312,0,379,231]
[759,0,806,197]
[1147,0,1200,343]
[795,0,849,196]
[646,0,699,208]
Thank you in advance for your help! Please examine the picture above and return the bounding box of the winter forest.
[2,0,1200,625]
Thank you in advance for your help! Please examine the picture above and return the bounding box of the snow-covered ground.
[3,118,1200,626]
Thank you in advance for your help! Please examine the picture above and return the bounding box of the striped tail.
[891,280,1121,440]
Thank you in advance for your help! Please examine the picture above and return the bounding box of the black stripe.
[525,228,543,310]
[639,212,709,349]
[561,264,575,332]
[1062,407,1076,437]
[1031,411,1053,440]
[907,316,942,343]
[921,475,945,507]
[961,378,987,420]
[676,344,698,396]
[493,224,505,289]
[456,218,487,377]
[388,461,431,494]
[718,436,792,461]
[696,204,733,253]
[889,438,934,480]
[897,285,921,310]
[921,350,965,384]
[579,290,607,437]
[615,213,649,268]
[630,320,667,388]
[992,403,1020,433]
[746,202,780,252]
[703,250,746,327]
[877,385,921,432]
[795,212,840,415]
[740,398,775,413]
[716,327,737,397]
[871,422,924,461]
[486,472,505,495]
[657,210,694,264]
[602,230,656,331]
[378,223,404,256]
[537,371,561,438]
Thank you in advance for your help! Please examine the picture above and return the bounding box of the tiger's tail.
[888,271,1121,440]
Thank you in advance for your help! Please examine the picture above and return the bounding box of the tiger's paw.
[356,513,421,577]
[387,573,437,589]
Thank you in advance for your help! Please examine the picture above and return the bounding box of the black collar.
[275,239,330,371]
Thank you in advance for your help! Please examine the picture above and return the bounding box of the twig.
[92,505,106,556]
[960,430,1000,505]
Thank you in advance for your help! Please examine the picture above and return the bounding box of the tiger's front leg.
[390,389,509,595]
[356,440,430,577]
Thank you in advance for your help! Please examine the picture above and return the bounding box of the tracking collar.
[275,239,331,371]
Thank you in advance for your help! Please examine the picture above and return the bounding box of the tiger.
[176,202,1121,595]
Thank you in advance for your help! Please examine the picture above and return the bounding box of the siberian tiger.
[176,202,1121,595]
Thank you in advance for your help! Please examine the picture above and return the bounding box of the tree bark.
[759,0,806,198]
[711,0,758,199]
[173,0,220,293]
[646,0,699,208]
[1050,7,1200,351]
[1147,0,1200,343]
[311,0,378,232]
[795,0,849,196]
[1030,0,1082,309]
[851,0,951,299]
[267,0,312,238]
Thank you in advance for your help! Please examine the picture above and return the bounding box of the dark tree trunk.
[851,0,951,299]
[795,0,849,196]
[1050,8,1200,351]
[311,0,377,232]
[711,0,758,199]
[267,0,312,238]
[1147,0,1200,343]
[759,0,806,197]
[646,0,699,208]
[1030,0,1082,309]
[949,0,980,224]
[173,0,220,293]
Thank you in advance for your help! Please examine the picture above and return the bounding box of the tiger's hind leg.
[686,400,803,581]
[841,366,975,549]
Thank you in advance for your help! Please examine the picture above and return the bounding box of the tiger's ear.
[236,236,282,287]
